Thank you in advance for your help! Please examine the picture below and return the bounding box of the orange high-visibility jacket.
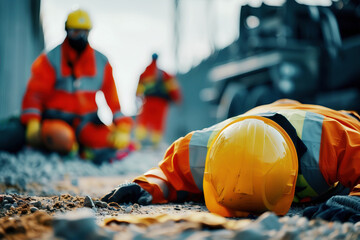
[136,60,181,103]
[21,38,126,125]
[133,99,360,203]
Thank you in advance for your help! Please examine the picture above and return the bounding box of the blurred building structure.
[0,0,44,120]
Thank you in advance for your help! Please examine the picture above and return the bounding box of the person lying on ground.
[101,99,360,222]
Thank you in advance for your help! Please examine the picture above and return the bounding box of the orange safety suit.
[136,59,181,134]
[21,38,132,149]
[133,99,360,204]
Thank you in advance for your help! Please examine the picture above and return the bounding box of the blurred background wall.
[0,0,44,120]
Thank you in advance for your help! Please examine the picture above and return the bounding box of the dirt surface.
[1,149,360,239]
[1,190,360,240]
[0,177,211,240]
[1,175,359,240]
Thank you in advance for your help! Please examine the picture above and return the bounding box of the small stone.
[4,196,14,203]
[83,196,95,208]
[354,221,360,231]
[30,201,42,208]
[53,208,105,240]
[255,212,281,231]
[317,225,331,236]
[67,202,76,208]
[94,201,107,208]
[341,222,354,234]
[30,207,38,213]
[125,206,132,213]
[296,217,309,229]
[3,204,12,210]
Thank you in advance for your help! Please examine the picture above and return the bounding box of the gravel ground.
[0,146,359,239]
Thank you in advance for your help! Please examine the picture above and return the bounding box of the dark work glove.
[101,182,152,205]
[303,195,360,223]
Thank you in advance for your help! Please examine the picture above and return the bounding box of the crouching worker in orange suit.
[134,53,181,147]
[101,99,360,222]
[19,9,133,163]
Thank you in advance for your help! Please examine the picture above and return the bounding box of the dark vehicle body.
[206,0,360,120]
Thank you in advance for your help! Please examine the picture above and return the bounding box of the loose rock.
[83,196,95,208]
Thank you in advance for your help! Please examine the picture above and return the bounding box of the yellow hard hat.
[203,116,298,217]
[65,9,92,30]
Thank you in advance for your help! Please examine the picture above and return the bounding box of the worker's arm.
[101,132,203,204]
[21,54,56,124]
[101,62,133,149]
[136,73,146,97]
[133,132,204,203]
[163,72,181,103]
[101,62,128,125]
[21,54,56,146]
[101,116,239,205]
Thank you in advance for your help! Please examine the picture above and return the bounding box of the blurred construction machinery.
[203,0,360,121]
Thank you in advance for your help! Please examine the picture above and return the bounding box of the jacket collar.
[61,38,96,77]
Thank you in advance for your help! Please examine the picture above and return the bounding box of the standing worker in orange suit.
[102,99,360,222]
[135,53,181,146]
[20,9,133,163]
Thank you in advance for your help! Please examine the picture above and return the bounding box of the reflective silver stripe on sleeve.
[22,108,41,116]
[300,111,330,194]
[188,125,220,192]
[144,168,169,199]
[146,177,169,199]
[144,168,168,181]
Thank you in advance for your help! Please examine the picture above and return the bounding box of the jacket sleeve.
[101,62,133,127]
[320,118,360,193]
[133,132,203,203]
[136,71,146,97]
[163,72,181,103]
[21,53,56,124]
[136,67,155,97]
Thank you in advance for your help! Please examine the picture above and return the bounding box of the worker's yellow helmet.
[65,9,92,30]
[203,116,298,217]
